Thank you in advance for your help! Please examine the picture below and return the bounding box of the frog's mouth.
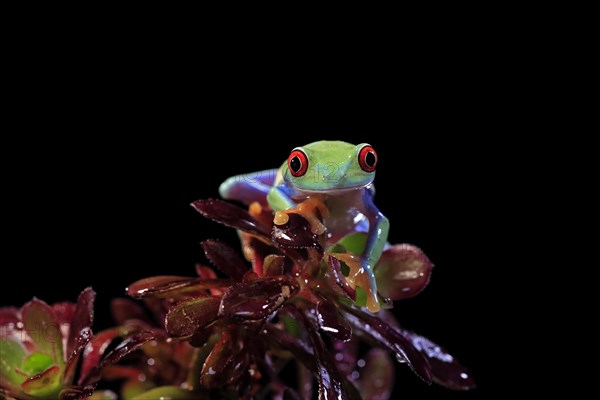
[295,183,371,194]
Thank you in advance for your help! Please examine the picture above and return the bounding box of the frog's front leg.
[219,168,278,206]
[266,184,296,211]
[356,189,389,312]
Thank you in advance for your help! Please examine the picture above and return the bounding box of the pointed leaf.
[20,364,62,397]
[21,298,63,364]
[399,330,476,390]
[316,297,351,341]
[200,331,248,389]
[165,296,221,337]
[191,199,270,237]
[80,331,155,385]
[78,329,120,385]
[63,327,93,386]
[293,308,347,400]
[341,301,433,384]
[67,288,95,357]
[202,240,248,280]
[359,349,394,400]
[272,213,322,250]
[374,244,433,300]
[219,276,299,320]
[127,276,231,299]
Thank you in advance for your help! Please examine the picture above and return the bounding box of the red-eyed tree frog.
[219,141,389,312]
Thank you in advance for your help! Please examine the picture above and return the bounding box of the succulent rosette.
[125,199,475,399]
[0,289,154,400]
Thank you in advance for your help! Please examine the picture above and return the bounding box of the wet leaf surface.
[165,296,221,337]
[219,276,299,320]
[398,330,476,390]
[375,244,433,300]
[341,301,433,384]
[192,199,270,237]
[202,240,248,280]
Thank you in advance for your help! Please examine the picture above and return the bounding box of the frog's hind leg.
[219,168,278,206]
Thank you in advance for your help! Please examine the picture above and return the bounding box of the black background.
[0,9,562,393]
[3,120,503,398]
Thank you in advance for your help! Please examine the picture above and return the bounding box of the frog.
[219,140,389,312]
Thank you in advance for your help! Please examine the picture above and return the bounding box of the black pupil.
[365,151,376,167]
[290,156,302,172]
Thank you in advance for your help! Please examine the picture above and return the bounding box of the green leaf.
[20,364,62,398]
[22,352,55,376]
[355,286,367,307]
[0,339,27,385]
[336,233,367,255]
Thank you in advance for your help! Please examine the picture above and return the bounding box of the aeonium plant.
[1,196,475,399]
[0,289,155,400]
[124,198,475,399]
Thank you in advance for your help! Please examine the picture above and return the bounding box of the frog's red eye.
[288,149,308,177]
[358,145,377,172]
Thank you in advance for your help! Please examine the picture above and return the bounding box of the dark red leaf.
[189,328,213,348]
[127,275,231,299]
[80,331,155,385]
[63,326,93,386]
[263,255,285,277]
[341,302,433,384]
[358,349,394,400]
[111,298,152,326]
[293,308,348,400]
[52,303,75,326]
[191,199,271,237]
[263,324,315,371]
[202,240,248,280]
[272,213,322,250]
[165,296,221,337]
[242,271,260,281]
[67,287,95,357]
[219,276,299,320]
[374,244,433,300]
[398,330,476,390]
[316,297,351,341]
[59,384,96,400]
[246,237,282,275]
[78,329,120,385]
[200,330,249,389]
